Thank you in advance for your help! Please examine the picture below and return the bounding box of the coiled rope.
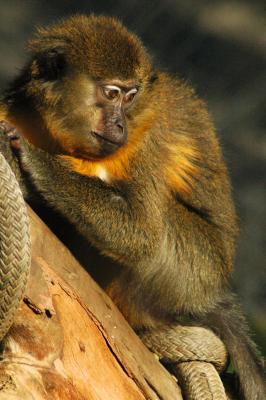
[141,325,229,399]
[0,151,31,340]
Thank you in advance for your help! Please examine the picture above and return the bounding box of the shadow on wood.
[0,207,182,399]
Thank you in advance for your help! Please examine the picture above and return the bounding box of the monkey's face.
[38,73,139,160]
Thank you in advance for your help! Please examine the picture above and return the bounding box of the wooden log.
[0,207,183,399]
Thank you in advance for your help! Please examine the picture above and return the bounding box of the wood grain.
[0,207,182,399]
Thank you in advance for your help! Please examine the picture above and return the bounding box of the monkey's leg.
[140,325,229,400]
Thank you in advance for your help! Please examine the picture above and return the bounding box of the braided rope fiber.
[175,361,227,400]
[0,152,31,340]
[141,325,229,399]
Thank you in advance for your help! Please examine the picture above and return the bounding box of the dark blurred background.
[0,0,265,351]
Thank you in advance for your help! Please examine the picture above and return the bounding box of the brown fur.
[28,15,152,82]
[0,15,265,399]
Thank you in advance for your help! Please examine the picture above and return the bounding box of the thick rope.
[175,361,227,400]
[0,151,31,340]
[140,325,229,399]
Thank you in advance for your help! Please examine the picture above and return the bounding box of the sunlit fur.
[0,15,265,400]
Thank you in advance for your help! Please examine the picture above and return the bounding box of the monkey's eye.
[102,85,121,101]
[124,88,138,105]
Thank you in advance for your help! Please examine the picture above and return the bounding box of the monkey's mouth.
[91,131,122,147]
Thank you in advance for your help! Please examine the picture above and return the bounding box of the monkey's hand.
[0,120,20,155]
[20,140,163,264]
[0,121,29,196]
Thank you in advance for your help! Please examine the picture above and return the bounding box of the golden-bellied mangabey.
[0,15,265,400]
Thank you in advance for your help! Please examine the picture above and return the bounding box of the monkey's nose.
[115,118,124,133]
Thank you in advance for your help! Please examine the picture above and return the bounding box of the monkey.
[0,15,265,399]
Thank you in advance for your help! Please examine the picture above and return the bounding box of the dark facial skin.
[92,82,138,156]
[58,78,139,160]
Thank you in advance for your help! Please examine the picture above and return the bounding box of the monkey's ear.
[149,72,158,85]
[32,47,67,81]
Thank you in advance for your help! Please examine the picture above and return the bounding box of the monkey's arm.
[21,141,164,264]
[20,139,235,313]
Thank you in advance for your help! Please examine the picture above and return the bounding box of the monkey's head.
[4,15,155,160]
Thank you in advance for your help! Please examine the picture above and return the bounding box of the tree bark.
[0,206,183,400]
